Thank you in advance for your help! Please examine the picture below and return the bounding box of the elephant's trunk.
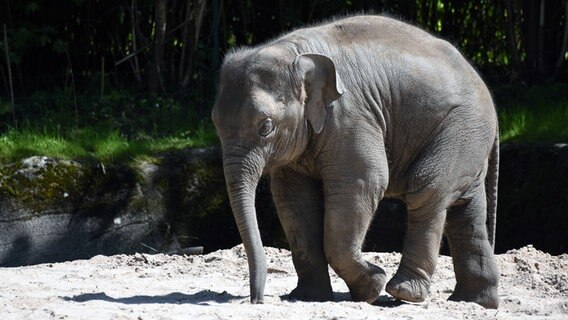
[222,149,266,304]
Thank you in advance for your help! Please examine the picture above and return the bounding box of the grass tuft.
[495,83,568,143]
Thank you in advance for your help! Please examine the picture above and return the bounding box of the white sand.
[1,245,566,319]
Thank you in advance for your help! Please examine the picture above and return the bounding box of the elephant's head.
[211,46,344,303]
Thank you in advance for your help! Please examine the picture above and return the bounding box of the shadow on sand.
[64,290,408,307]
[279,291,407,308]
[62,290,247,305]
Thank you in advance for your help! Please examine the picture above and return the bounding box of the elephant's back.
[283,15,445,57]
[281,15,484,101]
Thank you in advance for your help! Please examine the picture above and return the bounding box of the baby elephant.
[212,15,499,309]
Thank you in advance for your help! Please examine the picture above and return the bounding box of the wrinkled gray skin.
[212,15,499,309]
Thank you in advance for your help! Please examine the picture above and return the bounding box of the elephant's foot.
[448,286,499,309]
[289,275,333,302]
[289,284,333,302]
[347,263,387,303]
[386,269,430,303]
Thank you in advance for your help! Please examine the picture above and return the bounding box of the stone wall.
[0,143,566,266]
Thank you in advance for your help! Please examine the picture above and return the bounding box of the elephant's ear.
[294,53,345,134]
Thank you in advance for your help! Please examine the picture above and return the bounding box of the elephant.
[211,15,500,309]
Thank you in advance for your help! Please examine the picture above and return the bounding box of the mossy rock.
[0,157,84,215]
[0,156,167,266]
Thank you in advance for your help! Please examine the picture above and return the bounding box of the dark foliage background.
[0,0,567,132]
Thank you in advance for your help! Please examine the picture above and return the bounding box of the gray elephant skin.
[212,15,499,309]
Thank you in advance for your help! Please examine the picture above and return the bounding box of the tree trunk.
[178,0,192,85]
[3,24,16,126]
[130,0,143,85]
[504,0,524,82]
[181,0,207,89]
[149,0,167,93]
[537,0,547,79]
[523,0,541,83]
[553,0,568,78]
[212,0,221,86]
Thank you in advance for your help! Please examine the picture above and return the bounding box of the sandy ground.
[0,245,566,320]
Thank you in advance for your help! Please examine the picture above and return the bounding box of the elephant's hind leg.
[271,168,333,302]
[446,182,499,309]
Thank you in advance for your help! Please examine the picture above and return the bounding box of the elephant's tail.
[486,133,499,251]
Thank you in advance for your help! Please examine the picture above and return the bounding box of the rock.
[0,156,167,266]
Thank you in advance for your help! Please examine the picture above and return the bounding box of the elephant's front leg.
[385,203,446,303]
[271,167,333,301]
[322,165,388,303]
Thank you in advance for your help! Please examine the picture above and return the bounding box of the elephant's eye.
[258,118,274,137]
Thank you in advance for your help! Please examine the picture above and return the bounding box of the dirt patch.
[0,245,566,319]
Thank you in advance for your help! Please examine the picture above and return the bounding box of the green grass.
[498,104,568,142]
[0,122,219,163]
[495,83,568,143]
[0,90,220,163]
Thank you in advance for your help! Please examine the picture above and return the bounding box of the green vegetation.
[0,90,218,163]
[0,123,218,163]
[496,83,568,143]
